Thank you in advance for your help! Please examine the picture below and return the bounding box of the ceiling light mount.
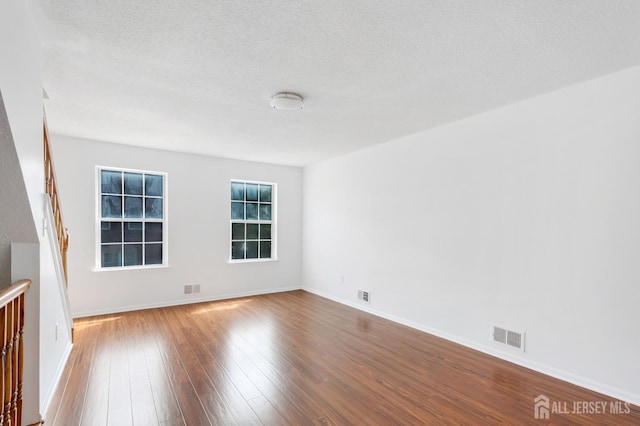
[270,92,304,110]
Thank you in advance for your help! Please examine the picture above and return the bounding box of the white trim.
[72,285,301,318]
[95,166,168,269]
[40,341,73,417]
[97,165,167,175]
[43,194,74,335]
[93,264,170,272]
[227,258,278,264]
[229,179,277,261]
[302,287,640,407]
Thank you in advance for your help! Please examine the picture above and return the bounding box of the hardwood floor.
[45,290,639,425]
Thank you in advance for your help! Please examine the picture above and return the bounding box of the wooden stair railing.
[43,121,70,285]
[43,118,74,343]
[0,280,31,426]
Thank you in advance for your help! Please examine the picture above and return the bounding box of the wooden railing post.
[11,295,21,426]
[0,281,29,426]
[0,300,5,426]
[62,234,69,285]
[43,120,70,288]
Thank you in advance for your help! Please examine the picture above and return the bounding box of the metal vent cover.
[507,330,522,349]
[492,325,525,351]
[493,326,507,344]
[184,285,201,295]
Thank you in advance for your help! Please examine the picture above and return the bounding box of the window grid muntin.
[230,180,274,260]
[99,167,166,268]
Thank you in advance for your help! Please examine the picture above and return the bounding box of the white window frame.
[95,166,169,270]
[229,179,277,263]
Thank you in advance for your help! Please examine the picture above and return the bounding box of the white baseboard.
[303,287,640,407]
[72,285,302,318]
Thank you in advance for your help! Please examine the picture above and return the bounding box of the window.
[97,167,167,268]
[230,180,275,261]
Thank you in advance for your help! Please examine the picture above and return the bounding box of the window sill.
[227,258,278,264]
[93,264,170,272]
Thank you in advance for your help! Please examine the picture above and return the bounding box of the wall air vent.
[492,325,525,351]
[357,290,370,304]
[506,330,522,350]
[184,285,201,295]
[493,326,507,344]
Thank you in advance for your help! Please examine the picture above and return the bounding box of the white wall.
[39,211,73,413]
[0,0,42,288]
[0,1,44,234]
[50,135,303,316]
[2,3,74,422]
[10,240,66,426]
[303,65,640,404]
[12,243,40,426]
[0,92,39,285]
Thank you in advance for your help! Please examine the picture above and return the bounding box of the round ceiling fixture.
[270,92,304,110]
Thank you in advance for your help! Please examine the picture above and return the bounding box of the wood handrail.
[0,281,31,310]
[44,119,70,285]
[0,279,30,426]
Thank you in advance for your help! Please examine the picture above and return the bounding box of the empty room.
[1,1,640,425]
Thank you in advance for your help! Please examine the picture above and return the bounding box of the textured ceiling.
[28,1,640,166]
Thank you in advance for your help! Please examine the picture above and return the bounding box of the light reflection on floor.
[75,315,123,330]
[221,314,280,402]
[189,299,253,315]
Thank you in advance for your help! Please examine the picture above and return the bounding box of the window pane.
[145,198,163,219]
[260,241,271,258]
[231,223,245,240]
[99,168,167,269]
[260,224,271,240]
[124,222,142,242]
[124,172,143,195]
[259,185,272,202]
[101,245,122,267]
[101,221,122,243]
[231,182,245,201]
[145,222,163,242]
[145,243,163,264]
[145,174,163,196]
[124,244,142,266]
[246,203,258,220]
[259,204,271,220]
[246,241,258,259]
[124,196,143,218]
[101,170,122,194]
[102,195,122,218]
[231,202,244,220]
[230,180,275,262]
[247,224,259,239]
[246,184,259,201]
[231,242,245,259]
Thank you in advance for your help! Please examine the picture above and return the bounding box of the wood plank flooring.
[45,290,639,425]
